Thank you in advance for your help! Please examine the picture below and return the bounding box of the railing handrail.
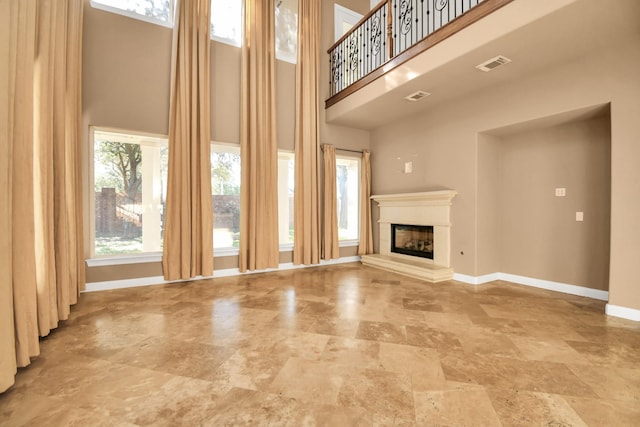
[327,0,388,54]
[326,0,515,103]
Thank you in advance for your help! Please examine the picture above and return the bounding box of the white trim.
[605,304,640,322]
[499,272,609,301]
[213,248,240,257]
[90,0,173,29]
[276,51,297,64]
[211,34,241,48]
[454,272,499,285]
[84,276,173,292]
[87,253,162,267]
[339,240,359,248]
[279,243,294,251]
[453,272,609,301]
[83,256,361,292]
[334,4,363,42]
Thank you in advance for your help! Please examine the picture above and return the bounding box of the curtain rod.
[335,147,365,154]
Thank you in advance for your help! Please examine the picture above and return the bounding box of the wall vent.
[404,90,431,101]
[475,55,511,72]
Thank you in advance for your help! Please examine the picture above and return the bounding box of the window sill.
[214,247,240,257]
[87,253,162,267]
[86,243,344,268]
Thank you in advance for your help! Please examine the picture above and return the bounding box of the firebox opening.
[391,224,434,260]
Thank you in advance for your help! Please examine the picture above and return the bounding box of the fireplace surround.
[361,190,457,282]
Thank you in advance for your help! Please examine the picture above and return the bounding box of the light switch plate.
[576,212,584,221]
[404,161,413,174]
[555,188,566,197]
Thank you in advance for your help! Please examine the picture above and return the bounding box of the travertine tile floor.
[1,263,640,426]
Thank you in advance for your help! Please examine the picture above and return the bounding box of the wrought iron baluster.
[327,0,487,97]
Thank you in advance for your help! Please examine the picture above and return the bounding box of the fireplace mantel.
[362,190,457,282]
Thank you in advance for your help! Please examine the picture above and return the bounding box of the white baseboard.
[605,304,640,322]
[83,256,361,292]
[454,272,500,285]
[499,272,609,301]
[453,271,609,301]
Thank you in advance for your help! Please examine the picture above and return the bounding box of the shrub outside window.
[211,143,241,250]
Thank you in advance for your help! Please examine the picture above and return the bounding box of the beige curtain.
[162,0,214,280]
[321,144,340,260]
[358,150,374,255]
[239,0,279,272]
[293,0,321,265]
[0,0,84,393]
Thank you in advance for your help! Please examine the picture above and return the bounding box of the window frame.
[90,0,175,29]
[88,126,169,265]
[335,153,361,245]
[277,149,295,249]
[211,141,242,256]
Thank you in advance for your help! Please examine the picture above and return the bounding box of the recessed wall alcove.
[477,104,611,292]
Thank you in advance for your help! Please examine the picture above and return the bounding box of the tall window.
[211,143,241,250]
[90,0,174,27]
[93,0,297,62]
[93,129,168,256]
[275,0,298,63]
[336,155,360,241]
[278,151,295,246]
[211,0,242,46]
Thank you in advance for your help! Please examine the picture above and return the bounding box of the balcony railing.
[327,0,511,106]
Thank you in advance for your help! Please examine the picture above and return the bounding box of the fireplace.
[361,190,457,282]
[391,224,434,260]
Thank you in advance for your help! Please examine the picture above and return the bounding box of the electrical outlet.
[576,212,584,221]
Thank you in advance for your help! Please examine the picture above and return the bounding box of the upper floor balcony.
[326,0,513,107]
[324,0,629,130]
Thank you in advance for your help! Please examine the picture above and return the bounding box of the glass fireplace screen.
[391,224,434,259]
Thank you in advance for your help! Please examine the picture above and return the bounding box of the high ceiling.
[325,0,640,130]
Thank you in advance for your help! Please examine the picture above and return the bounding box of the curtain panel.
[358,150,374,255]
[162,0,214,280]
[293,0,321,265]
[321,144,340,260]
[239,0,280,272]
[0,0,85,393]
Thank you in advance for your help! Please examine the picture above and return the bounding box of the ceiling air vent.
[475,55,511,72]
[404,90,431,102]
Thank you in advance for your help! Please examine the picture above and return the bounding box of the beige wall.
[82,4,172,136]
[476,133,502,276]
[82,0,369,282]
[371,39,640,309]
[481,116,611,290]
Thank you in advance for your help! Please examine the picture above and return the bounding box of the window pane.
[278,151,295,245]
[275,0,298,63]
[211,144,241,249]
[211,0,242,46]
[91,0,173,24]
[94,130,168,256]
[336,156,360,240]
